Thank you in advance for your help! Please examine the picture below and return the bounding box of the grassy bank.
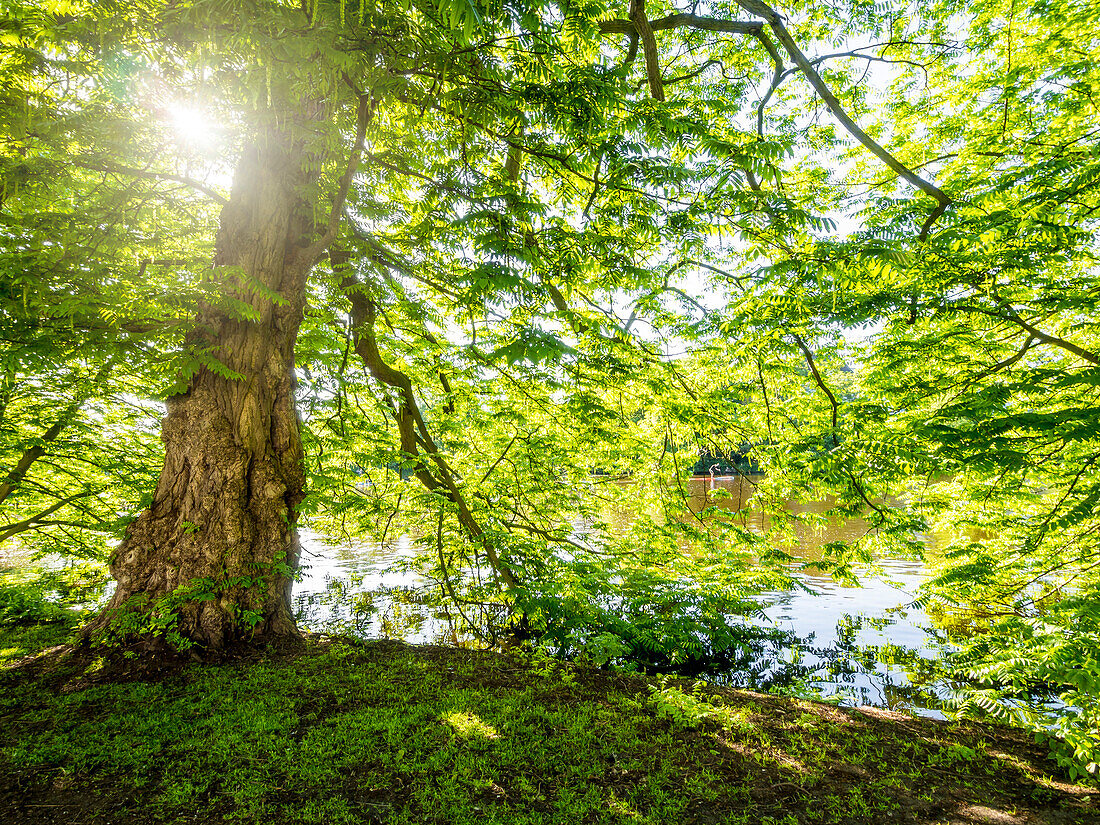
[1,613,1097,825]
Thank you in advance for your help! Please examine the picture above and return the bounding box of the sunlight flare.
[165,102,219,152]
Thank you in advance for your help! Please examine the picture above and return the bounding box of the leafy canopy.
[1,0,1098,771]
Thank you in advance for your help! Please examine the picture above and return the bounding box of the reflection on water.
[295,475,965,717]
[682,476,955,715]
[685,473,875,552]
[740,556,954,718]
[295,533,446,643]
[294,533,510,647]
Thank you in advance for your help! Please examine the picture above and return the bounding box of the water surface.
[294,475,958,716]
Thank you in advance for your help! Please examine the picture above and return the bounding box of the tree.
[3,2,351,644]
[1,0,885,648]
[3,0,1099,765]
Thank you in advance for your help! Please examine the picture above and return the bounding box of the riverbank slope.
[1,618,1096,825]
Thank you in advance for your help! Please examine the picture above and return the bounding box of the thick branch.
[951,305,1100,365]
[755,33,786,139]
[599,13,763,36]
[976,334,1037,380]
[340,267,520,589]
[0,491,96,544]
[0,360,114,505]
[0,419,68,506]
[621,32,639,71]
[630,0,665,100]
[733,0,951,221]
[792,334,839,448]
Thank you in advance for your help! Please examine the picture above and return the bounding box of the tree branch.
[732,0,951,226]
[949,305,1100,365]
[0,359,115,506]
[630,0,665,100]
[755,32,786,139]
[599,13,763,37]
[792,334,839,448]
[72,158,229,205]
[338,264,520,590]
[0,491,98,544]
[302,92,376,262]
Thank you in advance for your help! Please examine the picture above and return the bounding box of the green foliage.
[0,580,68,626]
[99,552,295,651]
[579,631,630,667]
[942,596,1100,780]
[648,678,717,730]
[0,570,89,662]
[0,563,106,625]
[4,0,1100,776]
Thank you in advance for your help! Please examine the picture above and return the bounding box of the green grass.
[0,580,81,667]
[0,616,77,666]
[1,630,1098,824]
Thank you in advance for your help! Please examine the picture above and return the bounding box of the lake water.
[294,475,962,718]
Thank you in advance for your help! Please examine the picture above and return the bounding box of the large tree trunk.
[92,128,320,650]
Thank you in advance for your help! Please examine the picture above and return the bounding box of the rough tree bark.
[90,127,321,649]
